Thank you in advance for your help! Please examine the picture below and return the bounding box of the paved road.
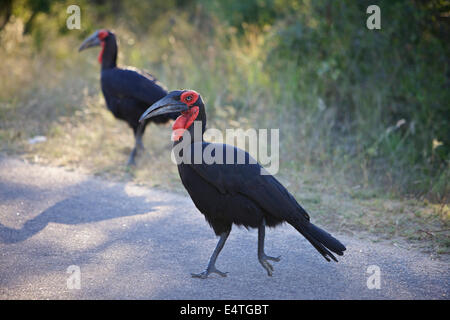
[0,157,448,299]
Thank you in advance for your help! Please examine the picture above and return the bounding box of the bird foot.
[127,150,137,167]
[126,158,136,167]
[191,266,228,279]
[258,254,281,277]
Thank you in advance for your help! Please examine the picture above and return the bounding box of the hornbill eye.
[180,90,199,106]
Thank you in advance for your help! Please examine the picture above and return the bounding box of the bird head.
[139,90,204,141]
[78,29,114,64]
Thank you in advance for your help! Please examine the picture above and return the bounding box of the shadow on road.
[0,179,160,244]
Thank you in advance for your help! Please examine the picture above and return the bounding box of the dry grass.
[0,17,448,257]
[20,103,449,256]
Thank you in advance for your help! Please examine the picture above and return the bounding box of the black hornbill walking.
[139,90,346,278]
[78,29,177,165]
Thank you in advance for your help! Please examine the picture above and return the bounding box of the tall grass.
[1,2,449,199]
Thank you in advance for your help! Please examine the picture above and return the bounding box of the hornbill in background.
[139,90,346,278]
[78,29,177,165]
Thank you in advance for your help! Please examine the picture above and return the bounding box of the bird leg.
[135,124,145,151]
[127,124,145,166]
[258,218,281,276]
[192,231,230,279]
[127,148,138,166]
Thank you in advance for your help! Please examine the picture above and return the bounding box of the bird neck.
[100,35,117,70]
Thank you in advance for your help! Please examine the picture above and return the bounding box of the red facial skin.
[97,29,109,64]
[98,29,108,40]
[171,91,200,141]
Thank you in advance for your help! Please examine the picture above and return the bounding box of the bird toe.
[191,266,228,279]
[266,255,281,262]
[259,254,281,276]
[191,271,208,279]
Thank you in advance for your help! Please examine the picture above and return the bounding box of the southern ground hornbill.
[78,29,177,165]
[139,90,346,278]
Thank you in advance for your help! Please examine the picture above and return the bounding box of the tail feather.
[291,219,346,262]
[308,223,346,255]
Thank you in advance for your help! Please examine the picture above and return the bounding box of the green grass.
[0,6,448,256]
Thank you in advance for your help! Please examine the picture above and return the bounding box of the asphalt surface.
[0,157,448,299]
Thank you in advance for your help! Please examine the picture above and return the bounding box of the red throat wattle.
[172,106,199,141]
[97,29,108,64]
[98,41,105,64]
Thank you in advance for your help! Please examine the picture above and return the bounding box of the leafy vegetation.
[0,0,448,254]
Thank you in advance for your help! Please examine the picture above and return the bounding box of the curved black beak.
[78,31,101,52]
[139,96,188,123]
